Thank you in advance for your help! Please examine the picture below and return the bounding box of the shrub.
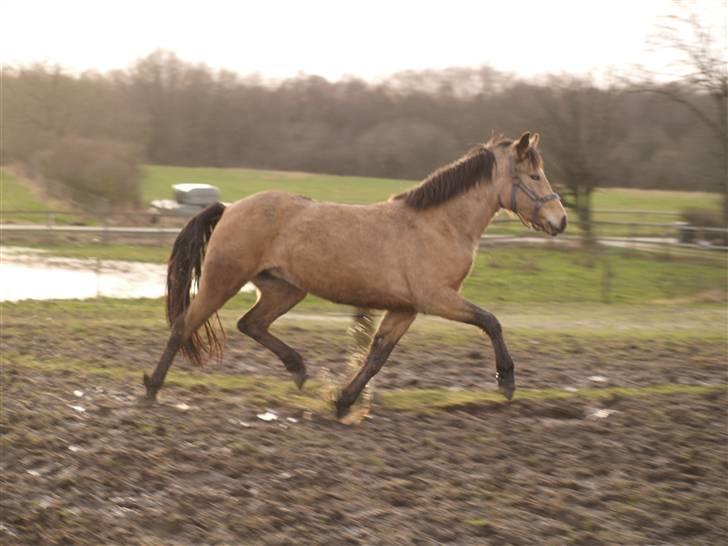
[680,208,727,244]
[35,137,142,209]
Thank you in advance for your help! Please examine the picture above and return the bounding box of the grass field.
[9,245,727,308]
[2,165,720,220]
[141,165,413,206]
[0,168,80,224]
[143,164,721,213]
[1,169,49,212]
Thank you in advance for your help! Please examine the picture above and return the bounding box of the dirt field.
[2,307,727,545]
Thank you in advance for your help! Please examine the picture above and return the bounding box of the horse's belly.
[306,279,413,310]
[277,248,413,310]
[265,202,419,309]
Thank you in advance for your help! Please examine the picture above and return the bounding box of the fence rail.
[2,221,726,252]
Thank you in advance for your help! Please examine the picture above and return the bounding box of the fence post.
[46,212,55,245]
[601,254,612,304]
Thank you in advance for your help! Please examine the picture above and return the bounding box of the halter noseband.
[509,156,560,219]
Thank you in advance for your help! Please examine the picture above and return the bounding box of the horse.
[143,131,567,418]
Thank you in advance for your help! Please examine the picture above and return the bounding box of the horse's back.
[205,191,313,266]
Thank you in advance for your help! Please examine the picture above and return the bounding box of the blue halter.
[509,157,560,218]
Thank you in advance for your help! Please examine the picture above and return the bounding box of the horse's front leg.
[428,290,515,399]
[336,310,416,419]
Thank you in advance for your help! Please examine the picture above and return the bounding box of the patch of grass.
[464,518,494,528]
[378,383,727,413]
[1,169,50,212]
[3,244,725,305]
[0,168,81,224]
[2,298,726,347]
[5,351,725,415]
[593,188,720,216]
[362,453,385,466]
[3,163,721,234]
[142,165,413,205]
[466,247,727,304]
[142,165,722,238]
[4,352,329,412]
[21,243,171,263]
[142,164,720,211]
[228,440,263,456]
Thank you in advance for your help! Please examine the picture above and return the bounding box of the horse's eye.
[529,174,540,181]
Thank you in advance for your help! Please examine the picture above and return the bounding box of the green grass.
[2,164,721,233]
[1,168,81,224]
[2,296,725,415]
[8,243,722,306]
[465,247,727,304]
[5,162,723,215]
[3,297,726,346]
[142,166,723,238]
[1,168,49,212]
[5,350,725,415]
[22,243,170,263]
[142,165,413,205]
[142,165,721,212]
[592,188,720,215]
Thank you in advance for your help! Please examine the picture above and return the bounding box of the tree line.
[2,51,724,212]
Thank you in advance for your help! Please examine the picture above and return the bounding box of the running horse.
[143,132,567,418]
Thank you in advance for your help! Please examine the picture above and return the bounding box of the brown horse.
[143,132,567,418]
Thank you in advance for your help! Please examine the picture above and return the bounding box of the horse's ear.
[516,131,531,160]
[529,132,540,149]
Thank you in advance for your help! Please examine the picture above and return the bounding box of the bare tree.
[2,52,720,203]
[535,79,621,242]
[642,2,728,225]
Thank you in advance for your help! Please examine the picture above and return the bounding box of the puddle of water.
[0,247,254,301]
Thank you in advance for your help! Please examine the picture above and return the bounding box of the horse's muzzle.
[545,215,567,236]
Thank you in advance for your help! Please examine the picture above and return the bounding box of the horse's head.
[497,132,567,236]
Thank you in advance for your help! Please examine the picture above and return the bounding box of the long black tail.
[166,201,226,365]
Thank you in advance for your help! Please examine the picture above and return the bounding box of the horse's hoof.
[498,383,515,401]
[137,395,157,407]
[142,373,159,402]
[293,371,308,390]
[334,398,350,420]
[496,371,515,401]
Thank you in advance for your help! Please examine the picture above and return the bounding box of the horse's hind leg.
[336,310,416,418]
[237,275,308,388]
[144,265,248,401]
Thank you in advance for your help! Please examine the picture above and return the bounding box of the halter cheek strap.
[509,157,560,218]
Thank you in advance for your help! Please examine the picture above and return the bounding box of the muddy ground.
[2,316,727,545]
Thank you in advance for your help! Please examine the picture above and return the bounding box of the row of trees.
[2,11,725,227]
[2,55,717,187]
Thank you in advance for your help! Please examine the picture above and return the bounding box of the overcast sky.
[2,0,724,81]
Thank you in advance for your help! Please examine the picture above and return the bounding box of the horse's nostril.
[559,216,567,232]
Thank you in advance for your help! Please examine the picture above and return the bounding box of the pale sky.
[1,0,725,82]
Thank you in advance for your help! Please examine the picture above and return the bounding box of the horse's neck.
[437,182,501,245]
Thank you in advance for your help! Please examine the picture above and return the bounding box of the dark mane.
[392,146,496,209]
